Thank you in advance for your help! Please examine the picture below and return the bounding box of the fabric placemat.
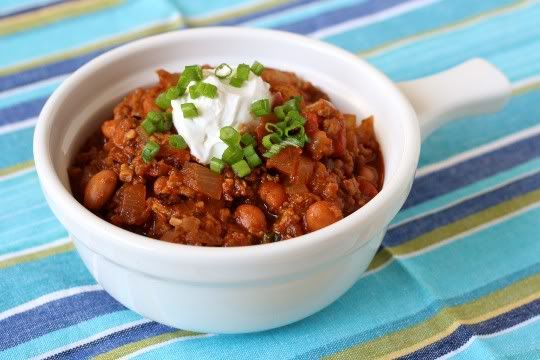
[1,0,539,359]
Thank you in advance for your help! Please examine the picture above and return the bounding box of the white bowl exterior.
[34,27,420,332]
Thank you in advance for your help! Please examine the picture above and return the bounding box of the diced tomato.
[266,147,302,177]
[304,111,319,138]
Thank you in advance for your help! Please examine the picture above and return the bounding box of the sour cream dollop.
[171,68,272,164]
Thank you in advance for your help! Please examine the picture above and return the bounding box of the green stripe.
[391,189,540,256]
[93,330,201,360]
[327,273,540,359]
[0,242,74,269]
[0,0,122,36]
[359,0,529,58]
[366,248,392,272]
[0,160,34,177]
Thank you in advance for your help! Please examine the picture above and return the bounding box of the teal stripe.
[322,0,515,53]
[0,0,179,68]
[450,316,540,360]
[392,156,540,225]
[1,310,142,359]
[169,0,259,17]
[0,126,33,168]
[0,251,94,312]
[0,78,61,110]
[134,208,540,360]
[418,87,540,168]
[368,1,540,81]
[248,0,365,27]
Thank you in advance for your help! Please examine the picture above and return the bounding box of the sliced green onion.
[246,152,262,168]
[169,134,187,149]
[220,126,240,145]
[215,63,232,79]
[155,92,170,110]
[210,157,226,173]
[183,65,203,81]
[251,98,271,116]
[273,105,286,120]
[141,118,156,135]
[285,110,305,124]
[165,86,181,101]
[222,145,244,164]
[265,122,283,136]
[189,83,201,99]
[250,61,264,76]
[262,133,281,149]
[142,141,160,163]
[236,64,250,81]
[242,145,256,157]
[146,111,162,124]
[198,82,218,98]
[181,103,198,118]
[263,143,284,158]
[229,76,244,88]
[283,96,301,113]
[240,133,256,146]
[232,159,251,177]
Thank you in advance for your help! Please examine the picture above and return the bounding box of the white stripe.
[0,284,102,322]
[0,237,70,262]
[512,74,540,92]
[416,122,540,178]
[390,167,540,229]
[120,334,215,360]
[0,74,67,100]
[32,318,153,360]
[439,315,540,359]
[310,0,437,39]
[397,201,540,259]
[0,116,37,135]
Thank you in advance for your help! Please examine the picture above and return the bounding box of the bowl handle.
[397,58,511,141]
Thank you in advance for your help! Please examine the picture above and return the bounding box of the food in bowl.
[69,62,383,247]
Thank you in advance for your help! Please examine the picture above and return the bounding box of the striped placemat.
[1,1,539,359]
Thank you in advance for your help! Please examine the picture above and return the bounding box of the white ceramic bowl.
[33,27,510,333]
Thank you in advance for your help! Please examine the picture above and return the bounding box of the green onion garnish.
[236,64,250,81]
[210,157,226,173]
[141,118,156,135]
[246,152,262,168]
[229,76,244,88]
[262,133,281,149]
[155,92,170,110]
[232,159,251,177]
[156,112,173,132]
[142,141,160,163]
[250,61,264,76]
[220,126,240,145]
[283,96,302,113]
[198,82,218,99]
[251,98,271,116]
[169,134,187,149]
[242,145,256,157]
[222,145,243,165]
[215,63,232,79]
[165,86,181,101]
[181,103,198,118]
[189,84,201,99]
[240,133,256,146]
[273,105,286,120]
[183,65,203,81]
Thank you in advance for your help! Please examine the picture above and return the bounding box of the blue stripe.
[44,321,175,360]
[295,263,540,359]
[0,96,47,126]
[385,170,540,247]
[404,132,540,209]
[402,298,540,360]
[0,0,68,20]
[0,290,125,351]
[216,0,313,26]
[275,0,409,34]
[0,48,108,93]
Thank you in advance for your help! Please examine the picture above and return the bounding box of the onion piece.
[180,162,223,200]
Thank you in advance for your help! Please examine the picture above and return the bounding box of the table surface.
[1,0,540,359]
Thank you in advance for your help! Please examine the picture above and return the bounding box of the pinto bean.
[259,182,286,211]
[234,204,267,236]
[358,165,378,185]
[84,170,118,210]
[304,200,343,232]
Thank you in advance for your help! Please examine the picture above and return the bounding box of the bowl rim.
[33,26,420,263]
